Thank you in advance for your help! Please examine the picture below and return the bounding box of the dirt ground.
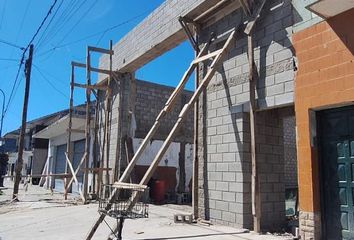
[0,180,294,240]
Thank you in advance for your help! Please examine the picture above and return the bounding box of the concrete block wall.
[98,75,194,182]
[134,80,194,142]
[256,108,286,230]
[203,0,296,111]
[283,115,297,188]
[197,0,299,230]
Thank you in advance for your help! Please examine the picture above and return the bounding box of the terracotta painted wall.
[293,8,354,213]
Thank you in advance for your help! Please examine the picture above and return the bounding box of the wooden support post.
[248,33,261,233]
[192,24,200,220]
[103,41,113,184]
[92,99,99,194]
[83,47,91,203]
[64,64,75,200]
[12,44,33,200]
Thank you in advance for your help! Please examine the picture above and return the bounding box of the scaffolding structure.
[63,41,114,203]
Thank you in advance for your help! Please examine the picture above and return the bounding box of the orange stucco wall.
[293,9,354,212]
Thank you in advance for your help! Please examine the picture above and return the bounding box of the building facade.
[96,0,354,239]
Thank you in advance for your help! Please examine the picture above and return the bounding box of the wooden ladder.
[85,28,237,240]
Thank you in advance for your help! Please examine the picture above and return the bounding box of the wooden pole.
[192,23,200,220]
[12,44,34,200]
[248,33,261,232]
[64,64,75,199]
[83,47,91,202]
[104,40,113,184]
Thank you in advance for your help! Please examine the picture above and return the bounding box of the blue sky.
[0,0,194,135]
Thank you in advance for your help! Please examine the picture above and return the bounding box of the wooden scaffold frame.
[63,41,114,203]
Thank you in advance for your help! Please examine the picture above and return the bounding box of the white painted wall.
[133,138,193,192]
[44,132,94,194]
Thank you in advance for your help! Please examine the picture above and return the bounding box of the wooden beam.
[72,83,108,91]
[192,49,222,65]
[65,152,87,195]
[239,0,252,16]
[193,0,232,22]
[88,46,113,55]
[67,128,85,134]
[244,0,267,35]
[72,61,86,68]
[65,152,85,202]
[83,47,91,203]
[2,173,72,178]
[71,61,111,75]
[192,23,200,220]
[248,31,261,234]
[179,17,199,52]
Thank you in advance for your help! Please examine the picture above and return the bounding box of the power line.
[36,9,150,58]
[33,64,69,100]
[0,58,21,62]
[35,0,64,50]
[4,0,59,118]
[37,0,85,51]
[0,39,25,50]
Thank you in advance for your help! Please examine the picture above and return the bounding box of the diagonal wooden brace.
[65,152,85,202]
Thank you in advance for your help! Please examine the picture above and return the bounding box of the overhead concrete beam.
[98,0,240,82]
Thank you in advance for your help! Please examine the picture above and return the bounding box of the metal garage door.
[72,139,85,194]
[319,105,354,239]
[54,144,67,192]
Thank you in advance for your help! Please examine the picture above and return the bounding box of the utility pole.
[0,89,5,138]
[12,44,34,200]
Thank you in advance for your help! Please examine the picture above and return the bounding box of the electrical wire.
[33,64,69,100]
[4,0,59,118]
[35,0,64,51]
[36,9,150,58]
[0,39,25,50]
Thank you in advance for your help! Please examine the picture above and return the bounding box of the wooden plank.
[239,0,252,16]
[179,17,198,52]
[112,182,147,190]
[71,61,111,75]
[72,83,108,91]
[82,167,112,171]
[65,152,87,193]
[72,61,86,68]
[90,67,111,75]
[67,128,85,134]
[2,174,72,178]
[88,46,113,55]
[164,42,210,113]
[65,152,85,202]
[244,0,267,35]
[192,49,222,65]
[193,0,231,22]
